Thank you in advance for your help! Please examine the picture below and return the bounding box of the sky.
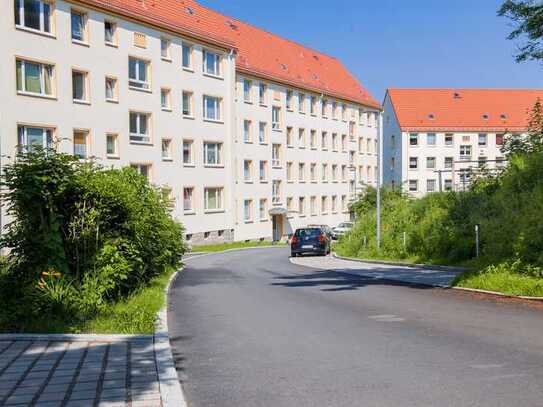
[198,0,542,102]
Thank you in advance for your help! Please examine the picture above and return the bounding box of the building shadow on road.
[271,269,436,292]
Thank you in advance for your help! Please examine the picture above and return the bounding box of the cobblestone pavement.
[0,338,162,407]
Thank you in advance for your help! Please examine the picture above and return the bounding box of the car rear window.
[295,228,321,238]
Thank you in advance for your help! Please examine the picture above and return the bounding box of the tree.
[498,1,543,62]
[502,98,543,156]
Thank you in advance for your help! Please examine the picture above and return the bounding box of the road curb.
[0,333,153,341]
[154,269,187,407]
[451,286,543,301]
[332,253,465,272]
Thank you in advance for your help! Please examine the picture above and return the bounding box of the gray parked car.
[332,222,354,239]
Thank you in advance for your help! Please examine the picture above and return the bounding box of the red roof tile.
[78,0,379,108]
[387,88,543,132]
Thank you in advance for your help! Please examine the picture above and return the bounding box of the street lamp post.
[376,111,383,251]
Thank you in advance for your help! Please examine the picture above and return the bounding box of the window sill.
[72,39,90,47]
[161,107,173,112]
[259,180,268,184]
[244,220,254,224]
[204,164,224,168]
[162,158,173,162]
[287,145,294,149]
[161,57,172,62]
[299,111,306,115]
[183,211,196,216]
[106,98,119,104]
[15,25,56,39]
[106,154,120,160]
[203,72,224,80]
[244,180,254,184]
[204,209,225,214]
[286,108,293,112]
[244,140,253,144]
[203,118,224,124]
[259,142,268,146]
[299,146,306,150]
[182,66,194,73]
[183,115,195,120]
[105,41,118,48]
[17,91,57,101]
[244,100,253,105]
[129,86,152,94]
[73,99,91,106]
[259,103,268,108]
[129,141,153,146]
[272,128,282,132]
[260,219,269,223]
[183,163,195,168]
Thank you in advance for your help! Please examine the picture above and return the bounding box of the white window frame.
[203,95,222,121]
[203,50,221,77]
[182,91,193,117]
[73,129,89,159]
[161,37,171,60]
[182,43,193,70]
[161,139,172,161]
[104,20,117,46]
[183,187,194,213]
[259,199,268,221]
[259,122,267,144]
[129,111,151,144]
[272,106,281,130]
[203,142,223,166]
[128,57,150,90]
[17,125,54,152]
[259,160,268,182]
[244,199,253,222]
[16,58,55,97]
[16,0,54,35]
[243,79,252,102]
[70,9,88,44]
[161,88,172,111]
[105,76,118,102]
[243,159,253,182]
[106,133,119,158]
[182,139,194,166]
[72,69,89,103]
[204,187,224,211]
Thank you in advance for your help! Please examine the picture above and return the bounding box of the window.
[286,90,293,110]
[128,57,150,90]
[310,196,317,215]
[427,133,436,146]
[341,165,347,182]
[342,195,347,212]
[182,91,193,116]
[244,160,253,181]
[478,156,487,168]
[203,50,221,76]
[478,133,487,146]
[310,163,317,182]
[243,79,252,102]
[444,157,453,169]
[391,135,396,148]
[71,9,87,43]
[462,135,471,142]
[244,200,253,222]
[272,106,281,130]
[427,179,436,192]
[409,133,418,146]
[259,161,267,182]
[321,99,328,117]
[104,20,116,45]
[444,179,453,191]
[332,101,338,119]
[342,134,347,151]
[161,139,172,160]
[496,156,505,167]
[259,122,267,144]
[342,105,348,121]
[286,127,293,147]
[15,0,53,34]
[310,130,317,149]
[129,112,150,143]
[259,199,267,221]
[73,130,88,159]
[298,163,305,182]
[161,38,171,60]
[16,59,54,97]
[358,137,364,153]
[259,83,267,105]
[203,142,222,166]
[182,43,193,69]
[332,164,338,182]
[244,120,252,143]
[332,196,338,213]
[332,133,338,151]
[272,180,281,204]
[105,76,118,102]
[496,134,504,145]
[321,196,328,214]
[133,32,146,48]
[203,96,221,121]
[106,133,118,157]
[182,140,193,165]
[408,180,418,192]
[183,187,194,212]
[286,197,293,212]
[409,157,418,169]
[161,88,171,110]
[131,163,151,180]
[17,125,53,152]
[298,128,306,148]
[286,162,293,182]
[445,133,454,146]
[321,132,328,150]
[459,145,472,160]
[426,157,436,169]
[272,144,281,167]
[310,96,317,115]
[299,197,306,216]
[298,93,305,113]
[204,187,223,211]
[322,164,328,182]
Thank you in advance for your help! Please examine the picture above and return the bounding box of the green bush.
[0,149,184,330]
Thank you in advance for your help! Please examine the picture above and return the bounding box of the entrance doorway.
[272,215,283,241]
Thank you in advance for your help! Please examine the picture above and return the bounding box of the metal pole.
[475,224,480,258]
[376,111,382,250]
[438,170,443,192]
[403,231,406,249]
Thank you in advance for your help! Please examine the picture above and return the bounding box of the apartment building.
[2,0,380,244]
[383,89,543,197]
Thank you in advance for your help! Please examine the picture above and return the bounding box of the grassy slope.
[191,241,286,253]
[453,268,543,297]
[8,267,176,334]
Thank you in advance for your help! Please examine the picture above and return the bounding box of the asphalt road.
[168,248,543,407]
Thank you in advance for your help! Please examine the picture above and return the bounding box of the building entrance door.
[272,215,283,241]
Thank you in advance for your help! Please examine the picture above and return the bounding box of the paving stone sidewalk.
[0,337,162,407]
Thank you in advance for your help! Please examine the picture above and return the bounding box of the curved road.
[168,248,543,407]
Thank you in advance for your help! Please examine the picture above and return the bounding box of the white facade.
[2,0,379,244]
[383,94,509,198]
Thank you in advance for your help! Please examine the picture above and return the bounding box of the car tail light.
[318,234,326,242]
[291,236,298,244]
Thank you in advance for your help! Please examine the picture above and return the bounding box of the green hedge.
[0,150,185,331]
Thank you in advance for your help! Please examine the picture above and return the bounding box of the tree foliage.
[498,0,543,62]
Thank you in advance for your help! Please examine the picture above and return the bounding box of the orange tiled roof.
[78,0,379,108]
[387,88,543,132]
